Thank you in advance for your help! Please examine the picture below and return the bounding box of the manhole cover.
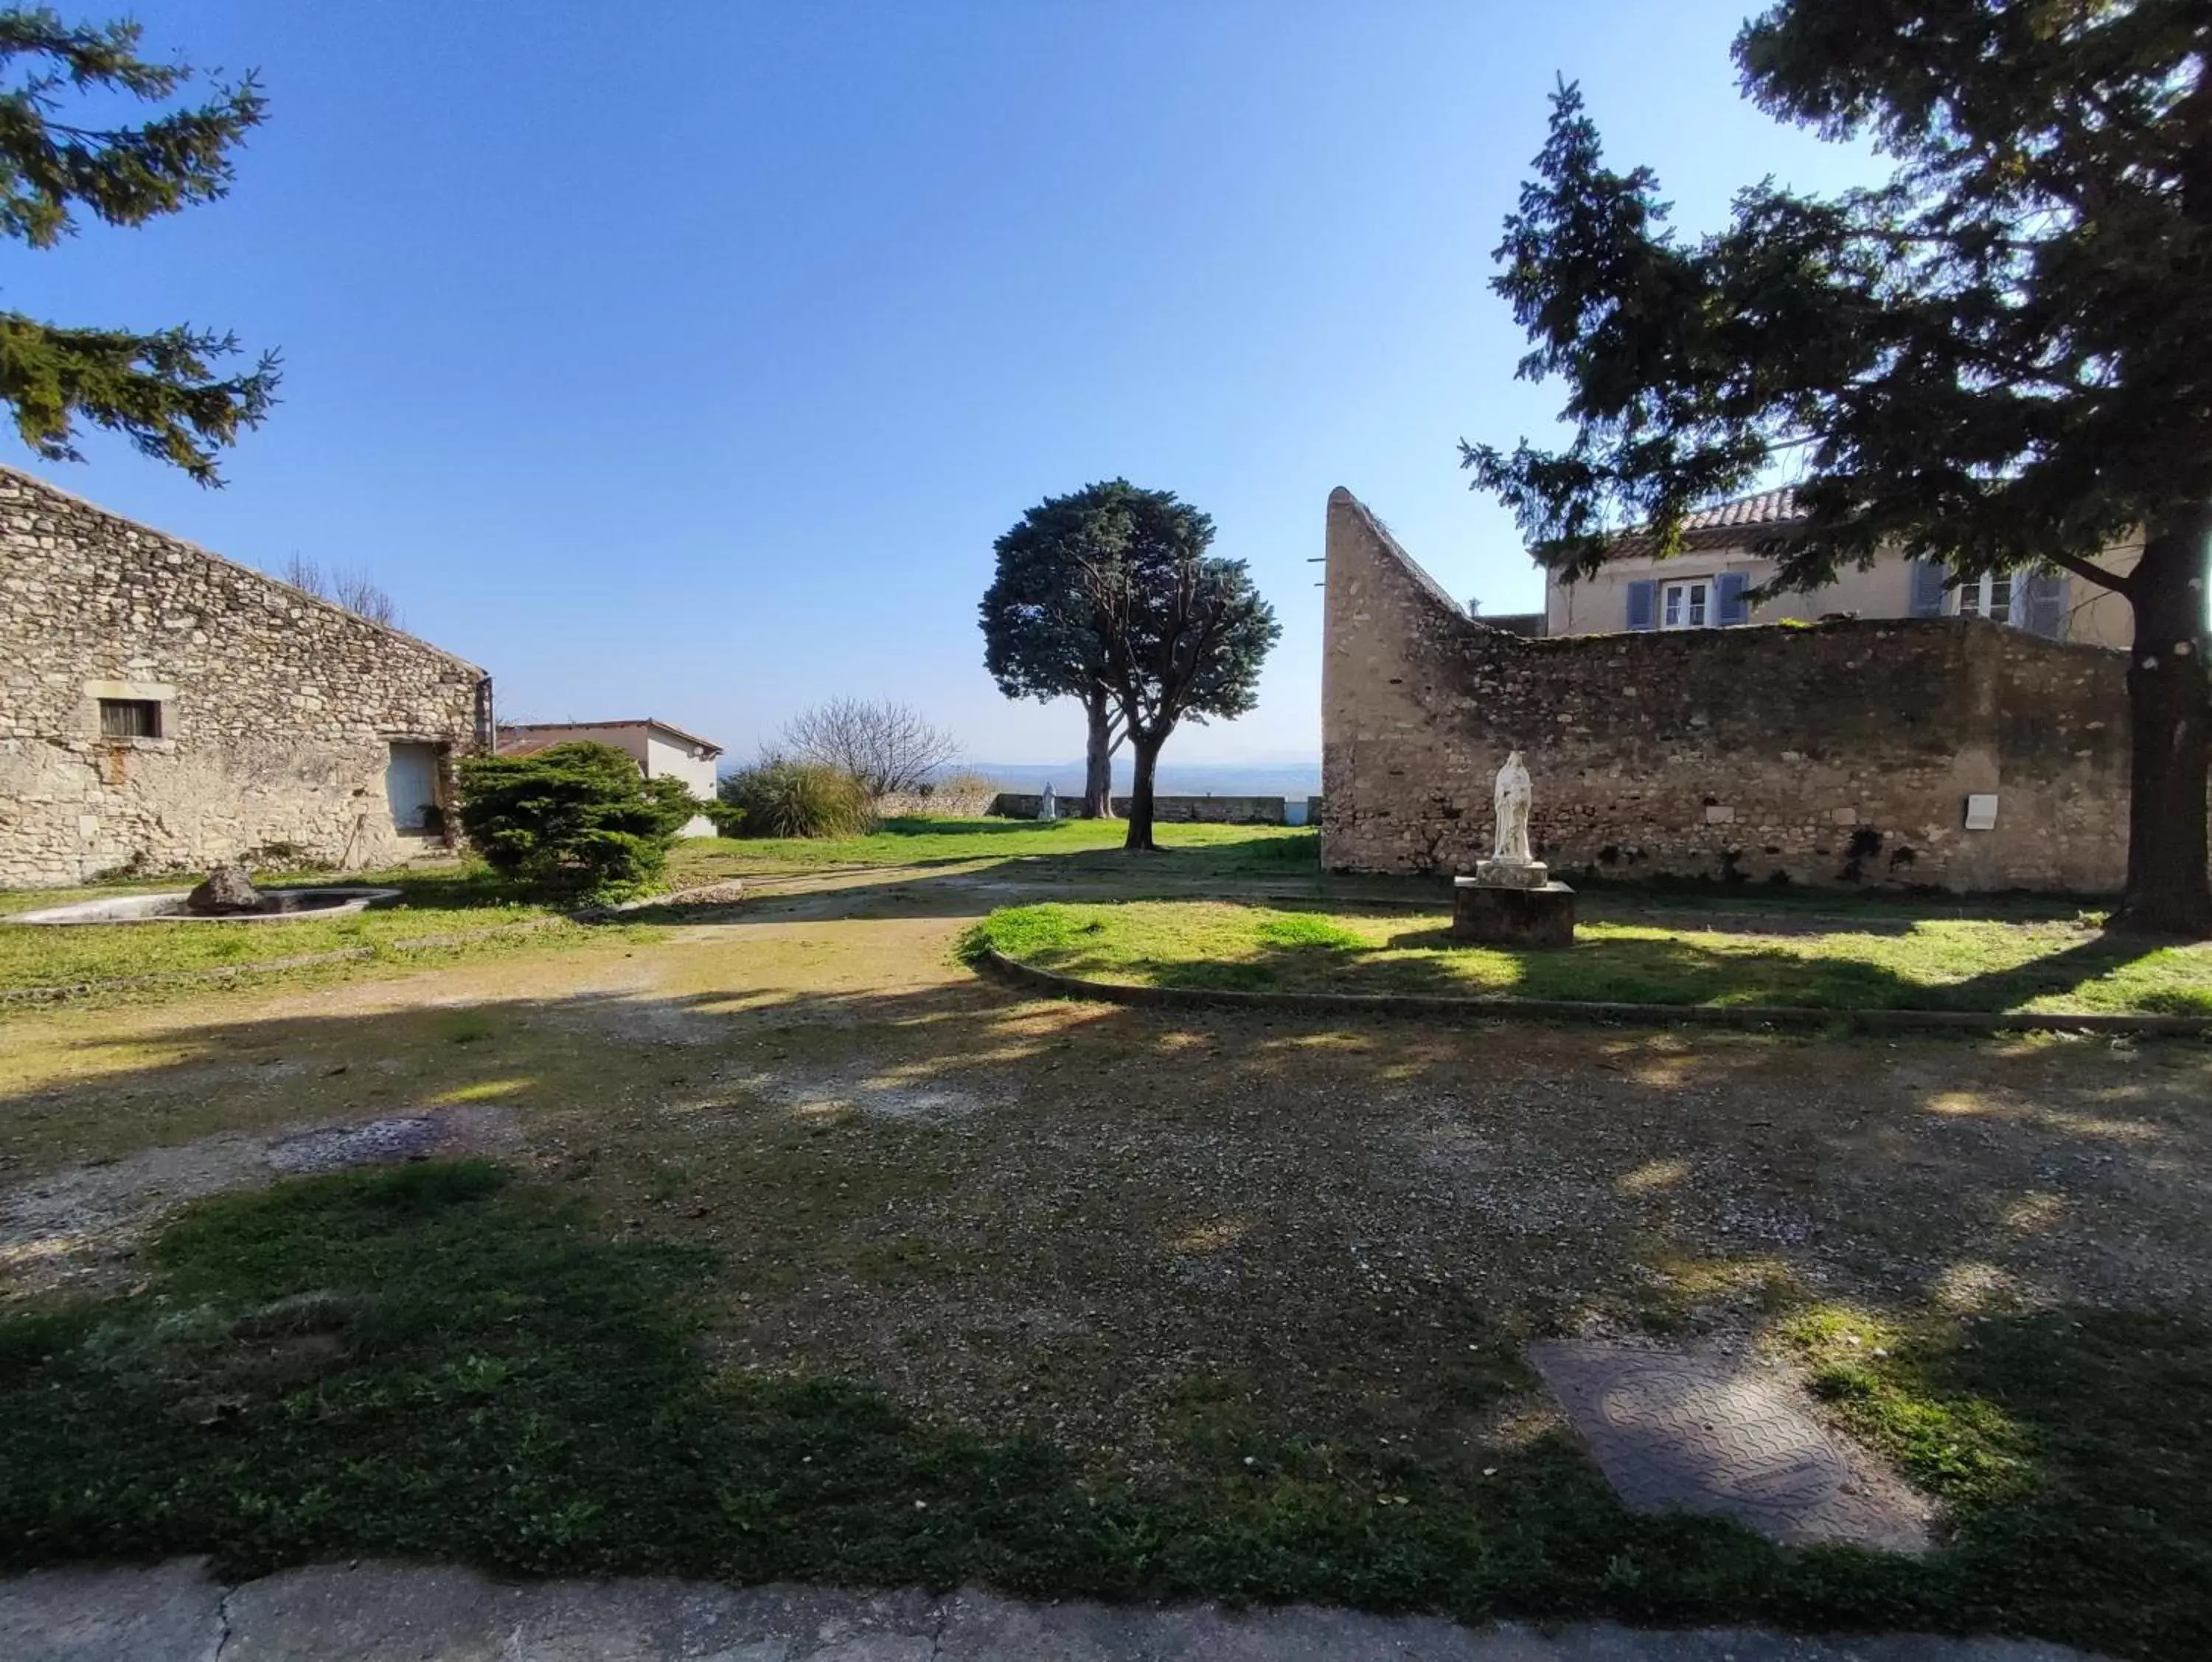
[1531,1340,1931,1553]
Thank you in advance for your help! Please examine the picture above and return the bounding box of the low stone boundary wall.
[973,948,2211,1038]
[989,793,1287,824]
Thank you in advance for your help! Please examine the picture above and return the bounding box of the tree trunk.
[1082,691,1116,820]
[2114,502,2212,936]
[1122,734,1163,852]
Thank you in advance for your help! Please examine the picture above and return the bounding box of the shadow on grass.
[1095,909,2182,1015]
[349,866,536,912]
[0,1155,2205,1655]
[1568,872,2108,928]
[4,967,2212,1655]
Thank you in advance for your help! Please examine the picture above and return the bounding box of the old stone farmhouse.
[1321,487,2134,893]
[1,467,490,889]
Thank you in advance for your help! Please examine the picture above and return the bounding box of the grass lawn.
[668,818,1320,880]
[0,866,622,993]
[6,875,2212,1661]
[967,899,2212,1017]
[2,1159,2205,1660]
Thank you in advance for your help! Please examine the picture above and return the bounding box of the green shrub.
[717,758,874,838]
[456,742,698,897]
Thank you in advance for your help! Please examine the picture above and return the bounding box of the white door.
[385,743,439,831]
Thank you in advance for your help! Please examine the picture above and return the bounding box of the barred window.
[98,698,162,739]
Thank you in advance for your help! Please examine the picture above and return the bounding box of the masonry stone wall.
[0,467,487,888]
[1321,487,2134,893]
[990,793,1287,824]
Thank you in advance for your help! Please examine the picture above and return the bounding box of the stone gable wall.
[0,467,486,888]
[1321,487,2133,893]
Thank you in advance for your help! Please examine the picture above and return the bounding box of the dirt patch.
[718,1064,992,1124]
[1,1105,520,1297]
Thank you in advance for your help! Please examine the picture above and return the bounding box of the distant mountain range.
[969,759,1321,799]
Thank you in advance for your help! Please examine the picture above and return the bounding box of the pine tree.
[983,481,1279,848]
[1466,3,2212,935]
[0,8,276,481]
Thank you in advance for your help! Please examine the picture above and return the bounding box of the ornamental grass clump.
[457,742,699,898]
[717,757,874,839]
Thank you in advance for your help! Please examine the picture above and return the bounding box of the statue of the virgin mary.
[1492,749,1532,865]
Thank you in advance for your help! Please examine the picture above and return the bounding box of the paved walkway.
[1,1559,2098,1661]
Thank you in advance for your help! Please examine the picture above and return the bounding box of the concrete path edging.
[0,1557,2104,1661]
[975,948,2212,1037]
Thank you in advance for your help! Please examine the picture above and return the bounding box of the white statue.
[1038,782,1057,822]
[1492,749,1532,864]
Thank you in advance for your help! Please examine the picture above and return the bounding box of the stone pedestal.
[1475,857,1548,889]
[1453,876,1577,948]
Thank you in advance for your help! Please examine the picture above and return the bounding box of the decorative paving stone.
[1530,1341,1932,1554]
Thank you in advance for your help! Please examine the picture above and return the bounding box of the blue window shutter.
[1714,571,1751,626]
[1908,558,1949,619]
[2023,571,2069,639]
[1625,579,1656,631]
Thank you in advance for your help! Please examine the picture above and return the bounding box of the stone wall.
[1321,488,2134,893]
[0,467,487,888]
[989,793,1288,824]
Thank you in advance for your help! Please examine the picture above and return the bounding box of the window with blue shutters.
[1907,558,1950,618]
[2022,571,2070,639]
[1626,579,1656,630]
[1714,571,1751,625]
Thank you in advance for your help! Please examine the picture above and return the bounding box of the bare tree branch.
[280,552,400,627]
[782,698,961,799]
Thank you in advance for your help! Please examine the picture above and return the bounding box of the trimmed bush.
[717,758,874,839]
[456,742,699,897]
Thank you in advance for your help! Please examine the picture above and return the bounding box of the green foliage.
[981,483,1129,709]
[457,743,697,898]
[1464,38,2210,583]
[1460,9,2212,931]
[990,481,1279,736]
[0,8,276,480]
[986,479,1280,847]
[717,757,874,840]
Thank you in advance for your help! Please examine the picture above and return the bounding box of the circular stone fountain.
[7,886,401,926]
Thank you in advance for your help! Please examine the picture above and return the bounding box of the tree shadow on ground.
[1568,874,2106,928]
[1112,913,2181,1013]
[1,976,2208,1656]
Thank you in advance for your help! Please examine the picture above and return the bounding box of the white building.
[496,719,723,837]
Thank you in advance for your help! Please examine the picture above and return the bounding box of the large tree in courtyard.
[1464,2,2212,935]
[0,8,276,481]
[982,483,1131,818]
[984,480,1278,849]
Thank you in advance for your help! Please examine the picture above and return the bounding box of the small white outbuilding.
[495,719,724,837]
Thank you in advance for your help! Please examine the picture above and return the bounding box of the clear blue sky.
[15,1,1875,765]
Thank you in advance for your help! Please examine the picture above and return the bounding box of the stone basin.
[5,887,402,926]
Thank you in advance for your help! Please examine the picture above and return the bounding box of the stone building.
[1,466,490,889]
[1534,486,2139,648]
[1321,487,2134,893]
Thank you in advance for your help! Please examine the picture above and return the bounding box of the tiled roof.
[1604,486,1811,554]
[498,718,724,755]
[1679,487,1805,532]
